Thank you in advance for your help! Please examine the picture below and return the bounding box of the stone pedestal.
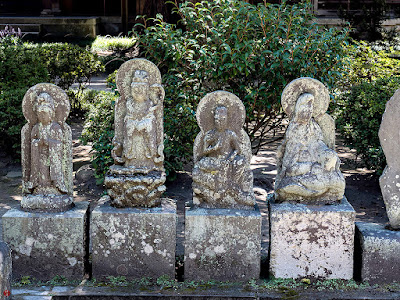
[2,202,88,281]
[91,198,176,280]
[184,206,261,281]
[356,222,400,284]
[269,197,355,279]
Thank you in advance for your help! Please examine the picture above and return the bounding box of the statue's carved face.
[130,70,150,102]
[214,106,228,131]
[35,93,55,125]
[294,93,314,124]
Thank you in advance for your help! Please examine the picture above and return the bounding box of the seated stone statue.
[21,84,73,212]
[275,78,345,204]
[105,59,166,207]
[192,91,255,209]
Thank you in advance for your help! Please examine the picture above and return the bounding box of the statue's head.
[294,93,314,124]
[130,70,150,102]
[214,106,228,132]
[35,92,55,125]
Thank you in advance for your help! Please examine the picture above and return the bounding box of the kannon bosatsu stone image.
[21,83,73,212]
[105,58,166,207]
[275,77,345,204]
[192,91,255,209]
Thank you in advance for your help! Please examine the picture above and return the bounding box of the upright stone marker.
[355,88,400,283]
[0,242,12,298]
[270,78,355,279]
[2,83,88,280]
[379,88,400,230]
[91,59,176,280]
[185,91,261,281]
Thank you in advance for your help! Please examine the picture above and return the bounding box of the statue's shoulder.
[50,122,63,132]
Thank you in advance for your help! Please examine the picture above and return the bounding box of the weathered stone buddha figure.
[21,83,73,212]
[112,70,159,168]
[105,59,166,207]
[275,78,345,204]
[192,91,255,209]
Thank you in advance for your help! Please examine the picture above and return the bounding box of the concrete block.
[2,202,88,281]
[91,198,176,280]
[184,206,261,281]
[269,197,355,279]
[356,221,400,284]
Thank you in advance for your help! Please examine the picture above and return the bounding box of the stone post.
[355,88,400,283]
[184,91,261,281]
[0,242,12,299]
[91,59,176,280]
[269,78,355,279]
[2,83,88,281]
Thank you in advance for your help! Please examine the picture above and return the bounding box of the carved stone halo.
[116,58,162,98]
[281,77,330,119]
[22,83,70,125]
[196,90,246,136]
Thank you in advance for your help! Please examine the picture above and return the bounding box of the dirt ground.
[0,120,388,257]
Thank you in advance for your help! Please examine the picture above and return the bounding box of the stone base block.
[2,202,88,281]
[269,197,355,279]
[184,206,261,281]
[356,222,400,284]
[91,198,176,280]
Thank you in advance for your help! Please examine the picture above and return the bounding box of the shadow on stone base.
[356,221,400,284]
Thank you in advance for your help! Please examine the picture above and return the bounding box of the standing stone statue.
[192,91,255,209]
[379,88,400,229]
[275,78,345,204]
[21,83,73,212]
[105,58,166,207]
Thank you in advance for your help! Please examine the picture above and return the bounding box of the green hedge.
[0,41,103,156]
[334,77,400,173]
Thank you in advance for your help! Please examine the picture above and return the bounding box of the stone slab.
[356,221,400,284]
[2,202,88,281]
[91,198,176,280]
[184,206,261,282]
[269,197,355,279]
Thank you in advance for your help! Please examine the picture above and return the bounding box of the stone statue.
[275,78,345,204]
[192,91,255,209]
[379,88,400,229]
[21,83,73,212]
[105,59,166,207]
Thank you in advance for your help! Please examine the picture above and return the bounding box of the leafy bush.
[0,43,49,154]
[81,91,117,184]
[132,0,349,173]
[0,41,103,155]
[91,36,137,52]
[339,41,400,89]
[333,77,400,173]
[35,43,104,90]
